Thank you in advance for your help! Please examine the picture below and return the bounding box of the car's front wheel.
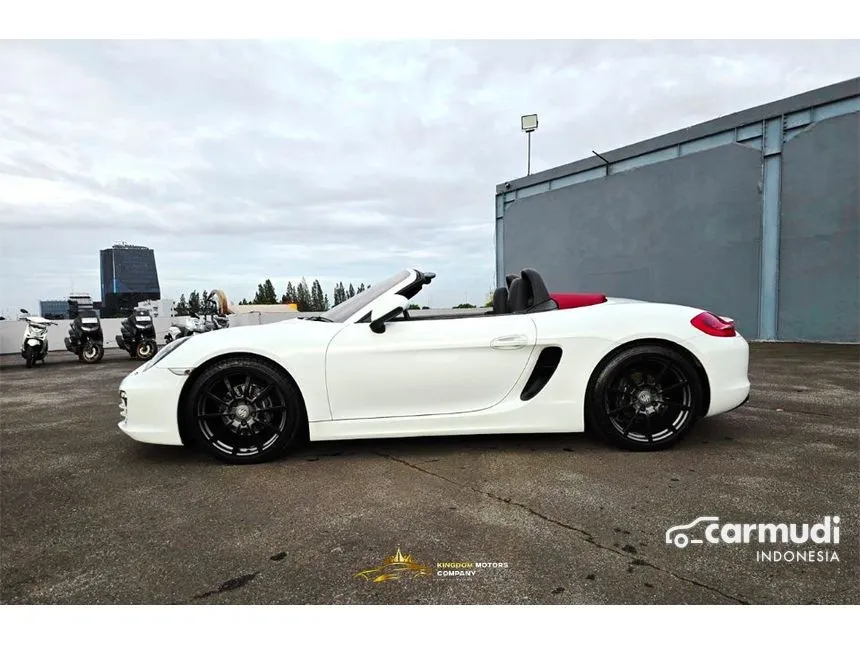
[183,357,306,464]
[588,344,702,451]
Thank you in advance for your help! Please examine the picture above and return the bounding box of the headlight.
[140,335,191,372]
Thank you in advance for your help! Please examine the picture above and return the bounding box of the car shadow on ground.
[121,415,739,467]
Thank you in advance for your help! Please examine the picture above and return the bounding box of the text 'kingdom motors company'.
[435,562,510,578]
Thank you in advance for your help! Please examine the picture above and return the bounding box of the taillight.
[691,311,736,337]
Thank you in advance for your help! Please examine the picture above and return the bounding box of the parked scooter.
[116,307,158,360]
[64,309,105,364]
[18,309,57,368]
[164,313,207,344]
[164,293,231,344]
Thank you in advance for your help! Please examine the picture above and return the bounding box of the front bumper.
[118,364,186,446]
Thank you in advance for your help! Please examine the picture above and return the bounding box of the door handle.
[491,334,528,349]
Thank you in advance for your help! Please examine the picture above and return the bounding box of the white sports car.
[118,268,750,464]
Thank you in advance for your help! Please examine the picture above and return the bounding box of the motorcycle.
[18,309,57,368]
[164,293,230,344]
[116,307,158,361]
[164,313,207,344]
[64,309,105,364]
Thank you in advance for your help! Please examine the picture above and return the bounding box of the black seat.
[505,274,517,289]
[520,268,558,313]
[507,277,528,313]
[492,287,509,315]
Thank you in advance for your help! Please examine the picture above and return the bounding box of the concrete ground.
[0,344,857,605]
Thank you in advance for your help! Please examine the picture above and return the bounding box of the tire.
[135,339,157,361]
[182,357,306,464]
[587,344,702,451]
[81,342,104,364]
[24,347,34,369]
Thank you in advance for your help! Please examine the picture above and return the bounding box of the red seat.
[550,292,607,310]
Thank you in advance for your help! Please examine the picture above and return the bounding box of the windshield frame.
[319,269,417,324]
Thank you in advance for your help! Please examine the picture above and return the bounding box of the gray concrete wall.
[778,112,860,342]
[503,144,763,338]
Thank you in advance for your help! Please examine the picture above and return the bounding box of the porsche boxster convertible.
[118,268,750,463]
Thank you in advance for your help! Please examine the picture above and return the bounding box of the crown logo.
[355,547,432,583]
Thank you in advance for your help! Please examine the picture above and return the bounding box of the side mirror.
[369,294,409,334]
[20,308,28,314]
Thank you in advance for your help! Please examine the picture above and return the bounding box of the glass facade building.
[39,300,70,320]
[99,244,161,317]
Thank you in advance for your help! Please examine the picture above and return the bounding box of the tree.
[484,292,495,307]
[333,281,346,306]
[407,303,421,310]
[175,293,189,316]
[263,279,277,304]
[253,280,277,305]
[188,290,201,315]
[296,278,311,311]
[453,303,476,309]
[283,281,297,305]
[252,283,266,305]
[310,279,326,311]
[348,283,356,299]
[238,298,249,306]
[357,283,366,294]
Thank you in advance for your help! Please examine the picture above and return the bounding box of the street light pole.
[521,114,538,176]
[527,130,532,175]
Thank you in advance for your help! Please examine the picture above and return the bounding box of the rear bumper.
[118,365,186,446]
[686,333,751,417]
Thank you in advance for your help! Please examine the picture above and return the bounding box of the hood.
[162,316,340,367]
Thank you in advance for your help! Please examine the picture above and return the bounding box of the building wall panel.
[777,112,860,342]
[503,144,763,338]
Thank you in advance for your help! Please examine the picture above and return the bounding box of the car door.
[325,314,538,420]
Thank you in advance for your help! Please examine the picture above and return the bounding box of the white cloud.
[0,39,858,315]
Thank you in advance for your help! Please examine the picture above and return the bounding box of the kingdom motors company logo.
[354,547,510,583]
[665,516,841,563]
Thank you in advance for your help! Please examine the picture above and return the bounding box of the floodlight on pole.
[521,114,538,175]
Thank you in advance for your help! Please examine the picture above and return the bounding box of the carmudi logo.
[665,516,841,563]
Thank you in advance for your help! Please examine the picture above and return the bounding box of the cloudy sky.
[0,40,858,315]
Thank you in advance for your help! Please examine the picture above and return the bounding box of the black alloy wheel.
[184,357,306,464]
[588,345,702,451]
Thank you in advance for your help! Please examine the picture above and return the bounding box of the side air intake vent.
[520,347,563,401]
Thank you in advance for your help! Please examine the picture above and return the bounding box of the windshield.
[321,270,412,323]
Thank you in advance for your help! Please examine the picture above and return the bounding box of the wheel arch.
[584,338,711,419]
[176,351,309,446]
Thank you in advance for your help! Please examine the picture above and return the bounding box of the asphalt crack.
[376,451,748,605]
[192,572,259,600]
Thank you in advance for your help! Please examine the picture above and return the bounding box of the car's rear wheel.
[588,345,702,451]
[184,357,306,464]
